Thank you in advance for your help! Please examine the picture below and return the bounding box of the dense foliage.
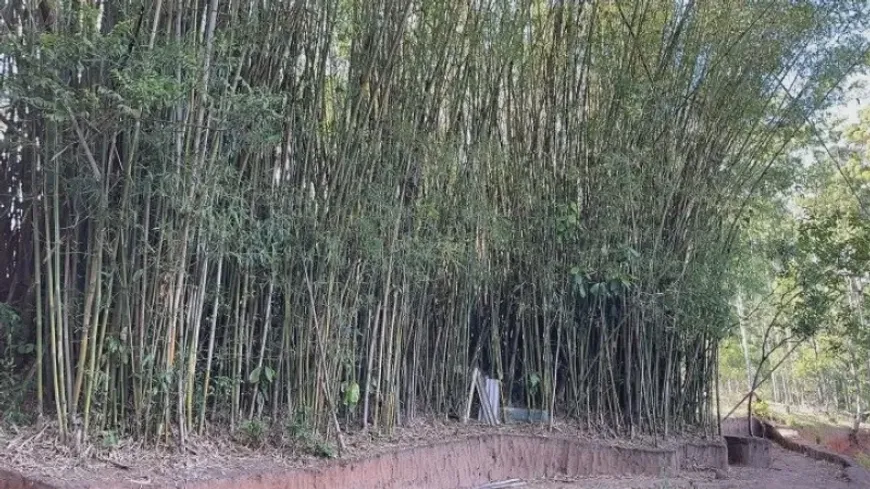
[720,105,870,429]
[0,0,867,447]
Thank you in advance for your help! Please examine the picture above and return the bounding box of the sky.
[827,73,870,128]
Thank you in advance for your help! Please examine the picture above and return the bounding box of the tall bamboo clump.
[0,0,865,442]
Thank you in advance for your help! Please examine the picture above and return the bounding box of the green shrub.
[753,399,771,420]
[238,419,267,447]
[854,452,870,470]
[285,410,335,458]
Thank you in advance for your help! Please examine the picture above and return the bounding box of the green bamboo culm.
[0,0,867,444]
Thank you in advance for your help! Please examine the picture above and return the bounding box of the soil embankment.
[527,444,861,489]
[0,468,53,489]
[6,420,863,489]
[193,435,725,489]
[0,433,725,489]
[723,416,870,487]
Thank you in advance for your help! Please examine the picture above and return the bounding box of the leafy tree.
[721,104,870,436]
[0,0,867,447]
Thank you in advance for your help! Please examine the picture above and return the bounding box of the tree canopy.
[0,0,868,448]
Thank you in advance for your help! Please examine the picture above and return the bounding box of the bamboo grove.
[0,0,867,444]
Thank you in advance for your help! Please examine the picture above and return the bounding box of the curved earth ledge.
[0,434,726,489]
[0,468,55,489]
[196,435,726,489]
[756,419,870,486]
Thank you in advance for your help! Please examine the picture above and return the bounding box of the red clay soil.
[722,417,870,487]
[797,423,870,463]
[0,424,726,489]
[528,443,861,489]
[725,413,870,463]
[191,435,725,489]
[5,418,863,489]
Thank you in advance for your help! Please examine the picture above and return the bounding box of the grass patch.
[854,452,870,470]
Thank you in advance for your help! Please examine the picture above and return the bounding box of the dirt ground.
[785,419,870,462]
[0,418,712,488]
[526,440,858,489]
[0,416,865,489]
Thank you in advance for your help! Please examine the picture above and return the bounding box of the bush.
[238,419,267,447]
[753,399,771,420]
[854,452,870,470]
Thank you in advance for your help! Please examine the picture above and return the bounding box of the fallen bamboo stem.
[475,479,526,489]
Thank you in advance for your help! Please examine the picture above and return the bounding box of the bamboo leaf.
[249,366,262,385]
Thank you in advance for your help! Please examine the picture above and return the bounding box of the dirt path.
[525,444,857,489]
[2,418,863,489]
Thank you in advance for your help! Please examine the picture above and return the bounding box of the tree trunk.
[737,295,754,395]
